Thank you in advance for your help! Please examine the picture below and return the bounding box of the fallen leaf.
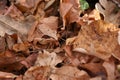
[38,16,58,40]
[66,20,120,60]
[23,66,51,80]
[80,63,106,78]
[12,42,31,55]
[50,66,90,80]
[0,71,17,79]
[90,76,102,80]
[95,0,120,26]
[103,60,116,80]
[15,75,23,80]
[0,37,6,53]
[4,4,24,21]
[64,45,80,66]
[0,15,34,36]
[21,53,38,68]
[15,0,42,13]
[60,0,81,29]
[35,50,63,68]
[0,0,7,15]
[23,65,90,80]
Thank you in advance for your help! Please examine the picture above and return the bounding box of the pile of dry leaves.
[0,0,120,80]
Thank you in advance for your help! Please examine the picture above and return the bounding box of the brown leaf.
[80,63,106,78]
[103,60,116,80]
[60,0,81,29]
[23,66,50,80]
[64,45,80,66]
[90,76,102,80]
[49,66,90,80]
[4,4,24,20]
[95,0,120,26]
[23,65,90,80]
[0,15,34,36]
[0,0,7,15]
[35,50,63,68]
[66,20,120,60]
[0,71,17,79]
[38,16,58,40]
[0,37,6,52]
[21,53,38,68]
[15,75,23,80]
[15,0,42,13]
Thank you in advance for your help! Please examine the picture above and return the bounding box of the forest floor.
[0,0,120,80]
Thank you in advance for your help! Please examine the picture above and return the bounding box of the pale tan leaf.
[38,16,58,40]
[66,20,120,60]
[90,76,102,80]
[60,0,81,29]
[50,66,90,80]
[103,60,115,80]
[0,15,34,36]
[95,0,120,26]
[35,50,63,68]
[0,71,17,79]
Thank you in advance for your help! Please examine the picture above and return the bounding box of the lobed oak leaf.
[66,20,120,60]
[95,0,120,26]
[23,65,90,80]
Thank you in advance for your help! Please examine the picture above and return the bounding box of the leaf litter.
[0,0,120,80]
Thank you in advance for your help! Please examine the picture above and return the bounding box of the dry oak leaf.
[23,66,51,80]
[23,65,90,80]
[0,15,34,36]
[49,66,90,80]
[60,0,81,29]
[4,4,24,21]
[66,20,120,60]
[80,63,106,79]
[95,0,120,26]
[15,0,42,13]
[90,76,102,80]
[35,50,63,68]
[38,16,58,40]
[21,53,38,68]
[103,60,116,80]
[0,71,17,79]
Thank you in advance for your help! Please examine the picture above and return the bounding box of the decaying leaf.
[0,37,6,52]
[90,76,102,80]
[29,16,58,41]
[23,65,90,80]
[4,4,24,20]
[21,53,38,68]
[38,16,58,40]
[15,0,42,13]
[0,0,7,14]
[103,60,116,80]
[35,50,63,68]
[66,20,120,60]
[49,66,90,80]
[23,66,51,80]
[0,15,34,36]
[0,71,17,79]
[60,0,81,29]
[95,0,120,26]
